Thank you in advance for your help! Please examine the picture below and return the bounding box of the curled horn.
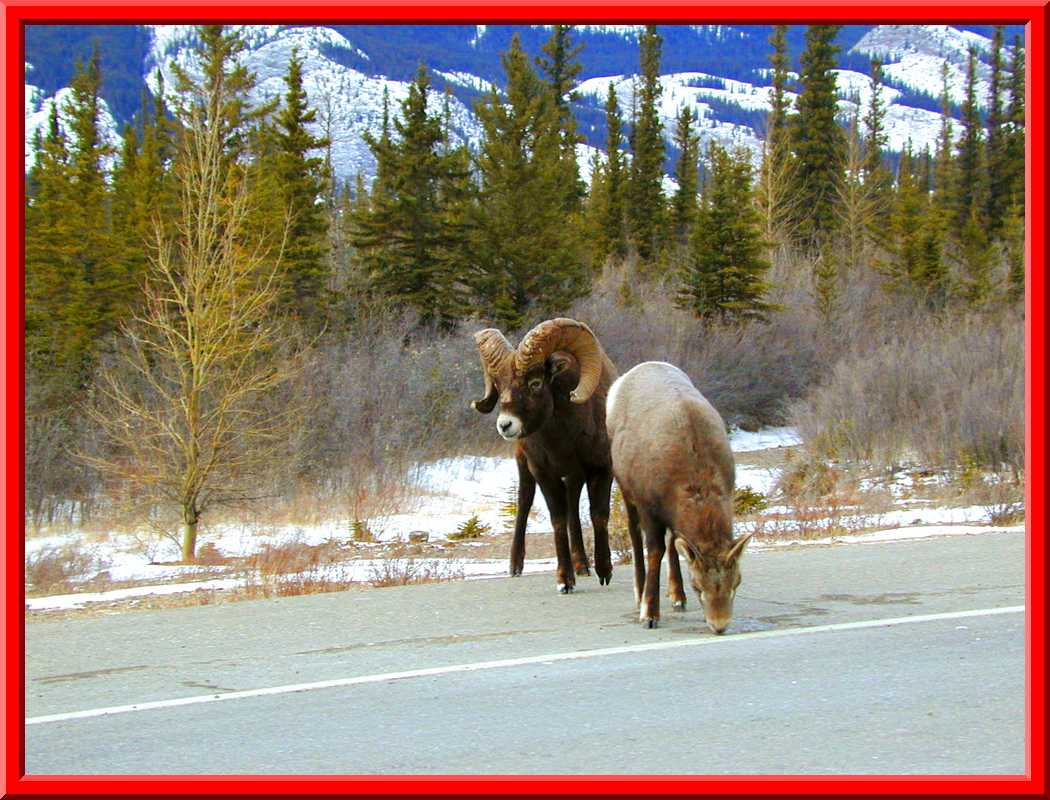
[515,318,606,404]
[471,329,514,413]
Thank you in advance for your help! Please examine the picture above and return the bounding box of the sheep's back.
[607,362,734,512]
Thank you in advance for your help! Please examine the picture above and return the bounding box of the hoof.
[557,583,575,594]
[643,618,658,629]
[574,566,591,577]
[598,573,611,586]
[672,599,686,611]
[509,568,523,577]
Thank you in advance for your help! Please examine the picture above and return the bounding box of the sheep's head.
[674,532,753,635]
[470,318,606,441]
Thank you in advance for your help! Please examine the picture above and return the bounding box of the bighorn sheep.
[471,318,617,593]
[606,361,753,633]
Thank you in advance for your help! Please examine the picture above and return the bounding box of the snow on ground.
[25,427,1022,611]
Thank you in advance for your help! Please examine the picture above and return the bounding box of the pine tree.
[862,60,893,248]
[64,48,125,357]
[889,143,925,288]
[1004,36,1026,214]
[671,105,700,243]
[25,104,84,391]
[598,82,628,261]
[353,65,472,328]
[537,24,585,208]
[271,48,331,327]
[933,60,955,205]
[473,35,589,328]
[767,25,792,153]
[837,101,872,273]
[677,143,775,323]
[954,47,985,229]
[984,27,1009,236]
[758,24,798,249]
[627,25,667,262]
[789,25,846,253]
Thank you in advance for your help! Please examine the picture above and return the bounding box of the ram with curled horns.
[471,318,617,594]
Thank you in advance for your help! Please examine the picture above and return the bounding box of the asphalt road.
[24,531,1026,775]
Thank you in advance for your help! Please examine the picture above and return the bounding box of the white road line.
[26,605,1024,726]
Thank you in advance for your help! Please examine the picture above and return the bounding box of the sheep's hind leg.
[586,471,614,586]
[666,530,687,611]
[566,477,590,577]
[624,497,645,608]
[639,512,667,628]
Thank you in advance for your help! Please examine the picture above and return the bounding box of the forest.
[24,24,1025,565]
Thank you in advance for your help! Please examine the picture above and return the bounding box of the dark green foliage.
[1004,36,1026,214]
[594,82,628,261]
[353,66,473,328]
[954,47,984,229]
[271,48,331,328]
[472,35,589,328]
[767,26,791,152]
[627,26,667,262]
[536,24,586,208]
[789,25,846,252]
[984,27,1009,236]
[862,60,893,247]
[677,143,775,323]
[671,105,700,243]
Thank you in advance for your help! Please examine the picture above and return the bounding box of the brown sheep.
[606,361,753,632]
[471,318,617,594]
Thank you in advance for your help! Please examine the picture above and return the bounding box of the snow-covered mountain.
[24,23,1014,185]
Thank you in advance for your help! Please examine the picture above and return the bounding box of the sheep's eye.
[528,377,544,392]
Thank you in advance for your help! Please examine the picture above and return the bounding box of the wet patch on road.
[294,628,549,656]
[35,665,152,685]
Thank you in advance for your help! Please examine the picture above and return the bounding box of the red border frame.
[3,2,1046,796]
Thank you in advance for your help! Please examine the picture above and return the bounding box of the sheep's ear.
[547,352,574,378]
[725,532,754,564]
[674,537,696,562]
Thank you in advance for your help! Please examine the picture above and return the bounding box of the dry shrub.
[790,312,1024,474]
[608,483,633,564]
[243,539,357,598]
[25,543,98,593]
[367,558,464,587]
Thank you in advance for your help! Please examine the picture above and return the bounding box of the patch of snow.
[753,522,1023,551]
[730,426,801,452]
[26,578,245,611]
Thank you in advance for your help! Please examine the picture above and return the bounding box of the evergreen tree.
[627,25,667,262]
[862,60,893,248]
[677,143,775,323]
[758,24,798,249]
[353,65,472,327]
[984,27,1009,236]
[598,82,628,261]
[789,25,846,252]
[954,47,985,229]
[767,25,792,153]
[170,25,270,168]
[271,48,331,327]
[933,60,955,205]
[25,104,84,391]
[671,105,700,243]
[64,48,124,355]
[537,24,585,207]
[473,35,589,328]
[1004,36,1026,213]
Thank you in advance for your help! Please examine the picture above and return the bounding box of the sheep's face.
[493,354,579,441]
[675,533,753,635]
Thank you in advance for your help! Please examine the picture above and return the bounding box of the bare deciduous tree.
[82,91,301,562]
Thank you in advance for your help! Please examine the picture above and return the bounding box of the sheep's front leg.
[509,453,536,577]
[537,474,574,594]
[666,530,687,610]
[566,476,590,576]
[586,470,614,586]
[640,512,667,628]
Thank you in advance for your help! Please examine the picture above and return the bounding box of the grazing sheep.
[606,361,753,632]
[471,318,617,593]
